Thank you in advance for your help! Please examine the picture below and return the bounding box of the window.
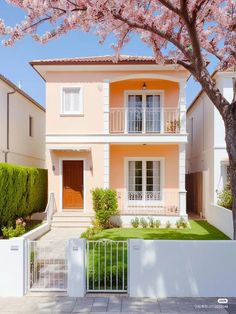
[62,87,83,115]
[29,116,33,137]
[126,92,161,133]
[128,159,162,201]
[221,161,230,187]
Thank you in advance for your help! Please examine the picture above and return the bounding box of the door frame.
[59,157,86,212]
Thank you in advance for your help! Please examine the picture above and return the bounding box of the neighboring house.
[186,70,235,238]
[0,74,45,168]
[31,55,189,227]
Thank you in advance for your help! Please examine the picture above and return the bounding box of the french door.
[127,93,161,133]
[127,159,162,202]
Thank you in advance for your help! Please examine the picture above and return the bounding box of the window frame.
[29,115,33,137]
[124,90,164,133]
[125,157,165,204]
[61,86,84,116]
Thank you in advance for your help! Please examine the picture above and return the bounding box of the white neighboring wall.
[186,71,235,232]
[0,76,45,168]
[129,239,236,298]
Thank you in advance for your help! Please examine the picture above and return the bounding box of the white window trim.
[124,157,165,207]
[124,90,165,133]
[59,157,86,212]
[221,160,230,188]
[60,86,84,116]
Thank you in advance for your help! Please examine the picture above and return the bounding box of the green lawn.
[92,220,229,240]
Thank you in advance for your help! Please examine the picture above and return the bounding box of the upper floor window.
[62,87,83,115]
[29,116,33,137]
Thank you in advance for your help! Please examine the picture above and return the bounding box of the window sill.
[60,113,84,117]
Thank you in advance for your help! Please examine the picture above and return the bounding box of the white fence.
[1,238,236,298]
[0,238,27,297]
[129,240,236,298]
[207,204,233,239]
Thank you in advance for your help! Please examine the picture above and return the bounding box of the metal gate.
[28,240,67,291]
[86,240,128,293]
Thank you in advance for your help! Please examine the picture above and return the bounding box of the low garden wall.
[207,204,233,239]
[0,238,27,297]
[129,239,236,298]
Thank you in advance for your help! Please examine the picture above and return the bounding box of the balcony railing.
[110,108,180,134]
[123,190,180,216]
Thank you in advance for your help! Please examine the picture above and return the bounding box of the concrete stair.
[51,211,94,228]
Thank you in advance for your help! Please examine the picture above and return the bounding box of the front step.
[51,212,94,228]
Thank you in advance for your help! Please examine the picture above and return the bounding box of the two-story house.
[0,74,45,168]
[186,69,235,238]
[31,55,189,227]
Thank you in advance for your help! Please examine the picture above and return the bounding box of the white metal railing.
[45,193,57,224]
[86,240,128,293]
[110,108,180,134]
[126,190,180,216]
[128,191,162,201]
[28,240,67,291]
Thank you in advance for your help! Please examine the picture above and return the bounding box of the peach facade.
[33,57,189,225]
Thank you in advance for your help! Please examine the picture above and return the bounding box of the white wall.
[0,79,45,168]
[207,204,233,239]
[129,239,236,298]
[0,238,27,297]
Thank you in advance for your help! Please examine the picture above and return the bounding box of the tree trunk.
[224,108,236,239]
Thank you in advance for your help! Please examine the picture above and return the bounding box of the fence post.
[0,238,27,297]
[68,238,86,297]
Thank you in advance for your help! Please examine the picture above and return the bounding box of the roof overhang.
[48,144,91,152]
[31,63,188,81]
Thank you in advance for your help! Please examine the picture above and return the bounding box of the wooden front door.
[63,160,84,209]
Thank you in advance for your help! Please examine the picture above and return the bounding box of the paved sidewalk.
[0,295,235,313]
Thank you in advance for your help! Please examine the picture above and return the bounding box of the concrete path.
[37,228,86,242]
[0,295,235,313]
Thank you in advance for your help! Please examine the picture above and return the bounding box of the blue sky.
[0,2,217,107]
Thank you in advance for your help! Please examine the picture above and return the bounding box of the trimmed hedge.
[0,163,48,227]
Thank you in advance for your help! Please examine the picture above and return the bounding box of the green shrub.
[166,220,171,228]
[92,188,118,229]
[155,219,161,228]
[81,227,102,240]
[148,217,155,228]
[2,218,26,238]
[0,163,48,227]
[217,184,232,210]
[176,217,188,229]
[131,217,139,228]
[140,217,148,228]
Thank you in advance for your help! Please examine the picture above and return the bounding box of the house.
[31,55,189,227]
[0,74,45,168]
[186,69,235,238]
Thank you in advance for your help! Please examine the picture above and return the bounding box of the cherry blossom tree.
[1,0,236,236]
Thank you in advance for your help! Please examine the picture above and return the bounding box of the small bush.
[166,220,171,228]
[81,226,101,240]
[176,217,188,229]
[155,219,161,228]
[148,217,155,228]
[2,218,26,238]
[0,163,47,227]
[217,184,232,210]
[92,188,118,229]
[131,217,139,228]
[140,217,148,228]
